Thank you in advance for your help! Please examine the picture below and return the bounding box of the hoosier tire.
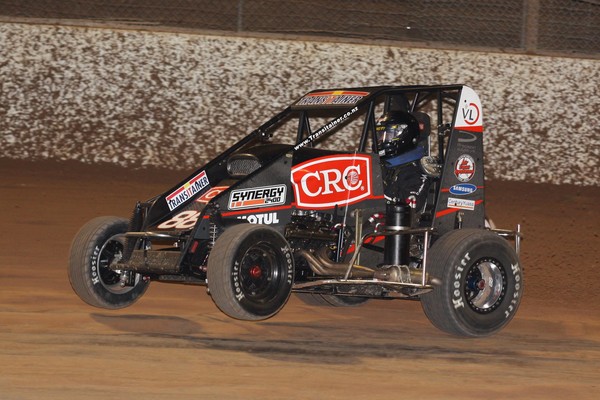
[207,224,294,320]
[421,229,523,337]
[68,216,149,309]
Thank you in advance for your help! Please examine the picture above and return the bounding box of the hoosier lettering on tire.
[68,216,149,309]
[207,224,294,320]
[420,229,523,337]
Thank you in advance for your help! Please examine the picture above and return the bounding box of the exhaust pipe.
[297,249,374,278]
[298,248,438,285]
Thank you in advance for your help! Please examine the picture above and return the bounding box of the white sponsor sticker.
[448,197,476,211]
[166,171,210,211]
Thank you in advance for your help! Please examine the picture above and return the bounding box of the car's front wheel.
[68,216,149,309]
[207,224,294,320]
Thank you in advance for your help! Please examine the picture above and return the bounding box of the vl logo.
[462,101,480,126]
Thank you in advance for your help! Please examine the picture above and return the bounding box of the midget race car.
[68,85,523,337]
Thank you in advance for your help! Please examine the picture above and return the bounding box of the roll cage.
[245,84,464,161]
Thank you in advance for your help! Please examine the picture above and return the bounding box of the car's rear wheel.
[207,224,294,320]
[68,216,149,309]
[421,229,523,337]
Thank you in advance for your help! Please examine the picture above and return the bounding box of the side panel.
[143,148,240,230]
[189,149,386,239]
[212,154,296,233]
[433,86,486,236]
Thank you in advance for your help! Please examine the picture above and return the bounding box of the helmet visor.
[376,123,407,145]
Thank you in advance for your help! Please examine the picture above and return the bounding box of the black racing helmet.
[375,110,420,157]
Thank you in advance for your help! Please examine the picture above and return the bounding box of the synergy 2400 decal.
[228,185,286,210]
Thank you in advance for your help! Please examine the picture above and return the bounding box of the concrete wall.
[1,22,598,185]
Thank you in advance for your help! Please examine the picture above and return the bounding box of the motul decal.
[236,212,280,225]
[166,171,209,211]
[454,155,475,182]
[291,155,372,209]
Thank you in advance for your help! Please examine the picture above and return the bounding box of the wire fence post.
[237,0,244,33]
[523,0,540,53]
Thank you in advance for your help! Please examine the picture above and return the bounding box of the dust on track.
[1,159,599,399]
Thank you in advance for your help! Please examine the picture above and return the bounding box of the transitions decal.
[166,171,210,211]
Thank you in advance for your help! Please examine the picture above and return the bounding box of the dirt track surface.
[1,159,599,399]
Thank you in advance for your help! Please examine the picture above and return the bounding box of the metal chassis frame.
[292,224,523,295]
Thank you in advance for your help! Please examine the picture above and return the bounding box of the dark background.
[1,0,599,57]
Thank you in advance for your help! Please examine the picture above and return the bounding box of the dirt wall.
[0,22,598,185]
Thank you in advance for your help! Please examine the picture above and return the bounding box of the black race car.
[69,85,523,337]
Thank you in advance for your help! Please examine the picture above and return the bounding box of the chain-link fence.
[1,0,598,56]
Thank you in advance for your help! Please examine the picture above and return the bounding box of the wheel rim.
[464,258,506,313]
[97,235,137,294]
[239,242,282,303]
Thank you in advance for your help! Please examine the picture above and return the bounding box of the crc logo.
[291,155,372,209]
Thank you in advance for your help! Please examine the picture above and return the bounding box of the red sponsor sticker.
[454,154,475,182]
[291,155,372,209]
[196,186,229,203]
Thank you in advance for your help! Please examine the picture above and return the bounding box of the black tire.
[421,229,523,337]
[68,216,149,309]
[207,224,294,320]
[295,293,369,307]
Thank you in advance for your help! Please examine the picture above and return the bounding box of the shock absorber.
[383,202,411,266]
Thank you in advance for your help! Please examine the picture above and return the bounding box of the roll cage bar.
[248,84,465,163]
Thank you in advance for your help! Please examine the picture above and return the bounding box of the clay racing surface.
[1,159,599,399]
